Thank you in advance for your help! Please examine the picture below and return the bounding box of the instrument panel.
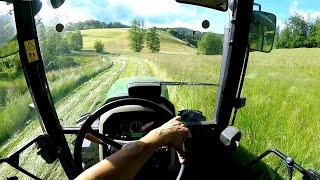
[102,111,163,140]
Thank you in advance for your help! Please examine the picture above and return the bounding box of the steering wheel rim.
[73,97,174,172]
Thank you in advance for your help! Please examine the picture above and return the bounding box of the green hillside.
[81,28,196,54]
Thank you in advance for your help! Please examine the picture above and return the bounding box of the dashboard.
[102,111,165,141]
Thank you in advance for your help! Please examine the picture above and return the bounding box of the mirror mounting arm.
[230,44,250,126]
[253,3,261,11]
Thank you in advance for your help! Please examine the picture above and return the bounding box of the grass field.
[0,28,319,179]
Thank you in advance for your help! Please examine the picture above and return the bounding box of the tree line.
[65,19,129,31]
[275,15,320,48]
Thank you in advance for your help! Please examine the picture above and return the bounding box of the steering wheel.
[73,97,174,172]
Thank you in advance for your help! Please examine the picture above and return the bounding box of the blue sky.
[1,0,320,33]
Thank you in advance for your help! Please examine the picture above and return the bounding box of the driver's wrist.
[140,129,162,149]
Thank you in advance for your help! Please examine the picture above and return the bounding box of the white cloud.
[290,0,320,21]
[37,1,92,25]
[277,20,286,30]
[106,0,193,17]
[104,0,226,33]
[0,2,13,16]
[0,0,227,33]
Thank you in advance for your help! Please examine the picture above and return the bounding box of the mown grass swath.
[0,52,113,146]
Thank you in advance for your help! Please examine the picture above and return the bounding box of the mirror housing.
[176,0,228,11]
[33,0,42,15]
[249,11,276,53]
[48,0,65,9]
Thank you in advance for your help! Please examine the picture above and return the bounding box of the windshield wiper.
[160,81,219,86]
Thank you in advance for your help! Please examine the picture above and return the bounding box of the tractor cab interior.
[0,0,319,179]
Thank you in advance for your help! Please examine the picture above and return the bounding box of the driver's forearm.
[76,130,158,180]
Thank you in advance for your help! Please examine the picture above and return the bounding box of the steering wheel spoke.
[86,129,123,150]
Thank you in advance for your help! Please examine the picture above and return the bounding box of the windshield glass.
[0,8,17,57]
[2,0,320,179]
[37,0,227,126]
[0,2,66,179]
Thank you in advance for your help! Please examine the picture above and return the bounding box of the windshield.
[2,0,320,179]
[36,0,227,126]
[0,1,227,178]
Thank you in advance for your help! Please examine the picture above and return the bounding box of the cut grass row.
[0,53,113,146]
[0,56,126,179]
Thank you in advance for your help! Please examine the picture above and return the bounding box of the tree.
[39,27,70,67]
[197,33,223,55]
[276,15,318,48]
[67,31,83,51]
[146,27,160,53]
[38,27,82,71]
[306,23,317,48]
[94,40,104,53]
[129,19,145,52]
[315,19,320,47]
[277,26,293,48]
[288,15,309,48]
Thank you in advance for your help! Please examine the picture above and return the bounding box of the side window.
[0,3,66,179]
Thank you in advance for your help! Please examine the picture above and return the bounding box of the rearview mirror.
[249,11,276,53]
[176,0,228,11]
[48,0,65,9]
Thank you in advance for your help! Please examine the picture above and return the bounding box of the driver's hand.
[142,116,191,163]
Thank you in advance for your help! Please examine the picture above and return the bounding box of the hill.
[81,28,196,54]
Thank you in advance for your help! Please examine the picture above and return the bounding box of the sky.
[1,0,320,33]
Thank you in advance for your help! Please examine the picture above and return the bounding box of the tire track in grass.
[0,56,126,179]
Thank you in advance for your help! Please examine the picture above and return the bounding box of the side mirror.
[249,11,276,53]
[48,0,65,9]
[33,0,43,15]
[176,0,228,12]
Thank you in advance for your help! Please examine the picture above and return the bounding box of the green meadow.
[0,28,319,179]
